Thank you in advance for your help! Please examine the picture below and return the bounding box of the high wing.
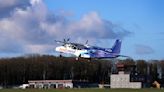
[70,43,87,50]
[55,39,87,50]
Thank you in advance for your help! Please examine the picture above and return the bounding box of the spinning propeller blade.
[55,38,70,45]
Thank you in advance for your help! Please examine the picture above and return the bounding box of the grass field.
[0,88,163,92]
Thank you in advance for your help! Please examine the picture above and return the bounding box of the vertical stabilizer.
[111,39,122,54]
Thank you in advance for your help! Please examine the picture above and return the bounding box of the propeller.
[63,38,70,43]
[84,40,90,47]
[55,38,70,45]
[54,40,63,44]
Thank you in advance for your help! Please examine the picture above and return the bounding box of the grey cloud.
[0,0,31,18]
[135,44,155,55]
[43,12,131,40]
[0,0,131,54]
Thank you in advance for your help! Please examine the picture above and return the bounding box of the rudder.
[111,39,121,54]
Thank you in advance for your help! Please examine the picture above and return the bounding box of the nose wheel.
[59,52,63,57]
[75,54,81,61]
[76,57,79,60]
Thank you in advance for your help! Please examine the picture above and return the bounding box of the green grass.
[0,88,163,92]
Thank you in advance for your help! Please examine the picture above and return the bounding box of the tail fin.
[111,39,122,54]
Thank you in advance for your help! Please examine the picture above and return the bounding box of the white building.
[28,80,73,89]
[110,71,141,89]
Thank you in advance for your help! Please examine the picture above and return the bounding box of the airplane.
[55,39,126,60]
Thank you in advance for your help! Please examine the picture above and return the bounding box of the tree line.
[0,54,164,87]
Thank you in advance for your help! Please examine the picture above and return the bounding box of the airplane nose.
[55,47,60,51]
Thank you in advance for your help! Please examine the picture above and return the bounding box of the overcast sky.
[0,0,163,60]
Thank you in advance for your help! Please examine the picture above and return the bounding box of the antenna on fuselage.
[85,40,88,45]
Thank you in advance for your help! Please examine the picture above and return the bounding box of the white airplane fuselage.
[55,45,90,58]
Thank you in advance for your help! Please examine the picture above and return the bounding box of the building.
[110,71,141,88]
[28,80,73,89]
[19,84,29,89]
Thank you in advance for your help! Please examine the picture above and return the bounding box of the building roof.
[28,80,73,83]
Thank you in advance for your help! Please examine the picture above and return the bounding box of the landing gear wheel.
[76,57,79,61]
[59,52,63,57]
[76,54,81,61]
[59,54,62,57]
[88,58,91,62]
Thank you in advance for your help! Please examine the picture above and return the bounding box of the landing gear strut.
[76,54,81,61]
